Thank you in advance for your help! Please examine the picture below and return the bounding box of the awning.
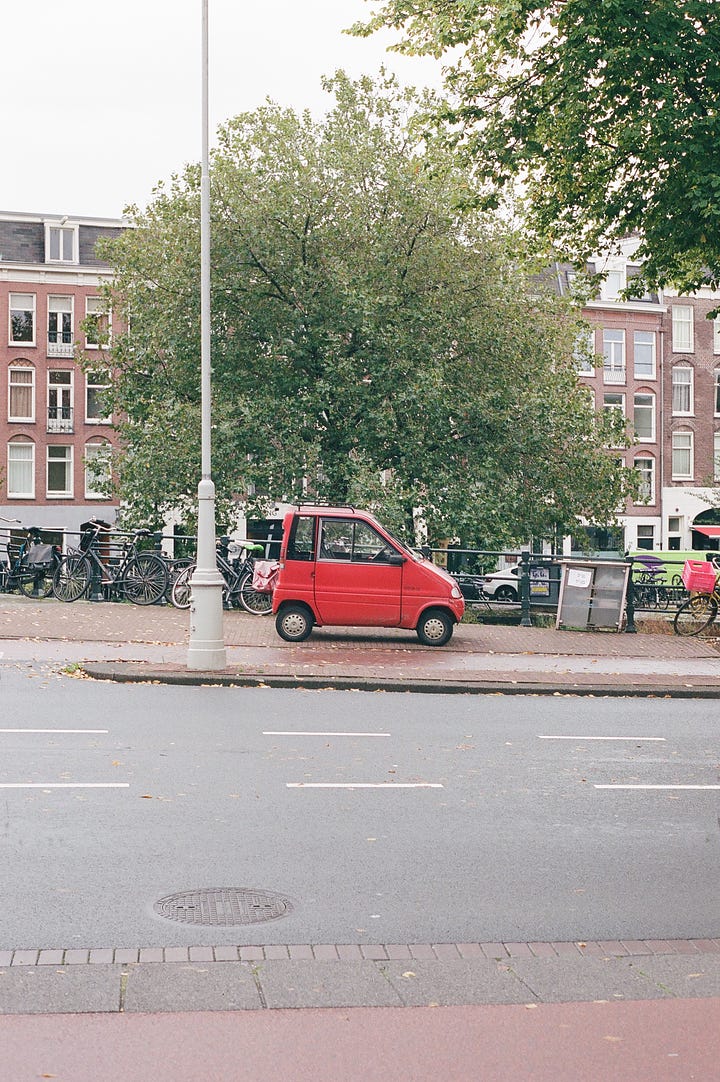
[692,525,720,538]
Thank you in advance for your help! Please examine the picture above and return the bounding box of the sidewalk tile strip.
[694,940,720,953]
[64,950,89,965]
[385,944,412,959]
[262,945,289,960]
[114,949,139,964]
[504,943,534,959]
[529,943,560,958]
[288,945,313,960]
[139,948,164,963]
[312,945,339,961]
[481,943,510,960]
[409,945,436,960]
[551,942,582,957]
[360,945,388,960]
[11,951,38,966]
[597,941,630,956]
[37,950,64,966]
[0,952,12,967]
[621,941,654,955]
[213,946,239,961]
[645,940,678,954]
[456,943,484,959]
[188,947,214,962]
[432,944,461,960]
[239,947,265,961]
[89,948,114,964]
[163,947,189,963]
[672,940,701,954]
[576,942,606,957]
[336,945,362,961]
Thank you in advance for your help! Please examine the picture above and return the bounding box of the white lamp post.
[187,0,227,670]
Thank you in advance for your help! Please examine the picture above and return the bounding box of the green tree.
[354,1,720,296]
[100,71,628,545]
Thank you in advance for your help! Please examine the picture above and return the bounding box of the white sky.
[3,1,444,221]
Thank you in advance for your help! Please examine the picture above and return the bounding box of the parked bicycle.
[170,539,272,614]
[673,557,720,636]
[0,517,62,599]
[53,522,168,605]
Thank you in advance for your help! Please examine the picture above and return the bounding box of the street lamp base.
[187,576,227,670]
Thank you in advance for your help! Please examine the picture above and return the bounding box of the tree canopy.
[99,71,628,546]
[354,0,720,296]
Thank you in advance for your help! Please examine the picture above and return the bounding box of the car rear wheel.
[495,585,518,602]
[275,604,314,642]
[416,608,454,647]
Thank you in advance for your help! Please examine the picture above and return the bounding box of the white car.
[482,565,519,602]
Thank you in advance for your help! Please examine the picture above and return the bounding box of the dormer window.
[45,222,78,263]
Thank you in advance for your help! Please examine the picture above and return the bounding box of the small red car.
[272,506,465,646]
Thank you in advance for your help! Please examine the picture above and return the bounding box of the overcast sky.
[3,1,443,221]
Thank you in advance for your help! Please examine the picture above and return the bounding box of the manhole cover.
[154,888,293,926]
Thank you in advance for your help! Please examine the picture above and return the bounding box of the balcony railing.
[47,407,73,434]
[603,366,626,384]
[47,337,74,358]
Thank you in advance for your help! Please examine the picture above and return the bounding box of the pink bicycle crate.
[681,560,717,592]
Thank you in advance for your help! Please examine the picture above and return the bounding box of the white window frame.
[672,305,694,353]
[85,371,112,423]
[84,441,111,499]
[633,331,655,379]
[575,329,595,374]
[714,317,720,356]
[671,430,693,481]
[8,366,35,423]
[9,293,36,346]
[46,445,73,498]
[633,392,655,442]
[602,269,625,301]
[602,329,626,383]
[634,456,655,504]
[45,222,78,264]
[671,365,693,416]
[7,440,35,498]
[715,369,720,417]
[47,369,74,433]
[715,432,720,483]
[636,524,655,550]
[84,296,111,349]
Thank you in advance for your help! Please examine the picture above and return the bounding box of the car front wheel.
[416,608,454,647]
[495,585,518,602]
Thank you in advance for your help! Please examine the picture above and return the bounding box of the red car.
[272,506,465,646]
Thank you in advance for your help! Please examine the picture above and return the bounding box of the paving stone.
[382,960,529,1007]
[114,949,139,964]
[0,965,120,1014]
[123,962,262,1013]
[256,960,402,1009]
[629,955,720,998]
[37,950,64,966]
[507,956,671,1003]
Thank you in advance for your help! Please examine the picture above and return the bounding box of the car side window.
[320,519,353,560]
[286,516,315,561]
[351,522,394,563]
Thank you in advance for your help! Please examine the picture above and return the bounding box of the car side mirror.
[386,553,405,565]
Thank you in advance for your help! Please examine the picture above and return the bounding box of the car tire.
[495,585,518,602]
[416,608,454,647]
[275,604,314,642]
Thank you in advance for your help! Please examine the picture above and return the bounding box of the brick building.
[0,210,125,545]
[577,238,720,554]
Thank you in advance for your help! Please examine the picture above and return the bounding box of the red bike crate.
[681,560,717,592]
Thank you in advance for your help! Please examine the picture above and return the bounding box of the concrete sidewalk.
[0,594,718,696]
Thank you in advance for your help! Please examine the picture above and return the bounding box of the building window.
[634,457,655,503]
[7,439,34,498]
[85,297,110,349]
[715,433,720,483]
[575,329,595,374]
[715,370,720,416]
[85,371,111,423]
[47,371,73,433]
[633,331,655,378]
[9,293,35,344]
[672,305,694,352]
[714,317,720,355]
[47,445,73,497]
[47,296,73,357]
[671,431,693,480]
[8,367,35,422]
[672,366,693,415]
[84,441,111,499]
[637,525,655,550]
[602,330,625,383]
[633,393,655,441]
[45,224,77,263]
[601,269,625,300]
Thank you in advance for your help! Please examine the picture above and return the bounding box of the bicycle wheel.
[237,570,273,615]
[673,594,717,636]
[53,554,91,603]
[122,553,168,606]
[170,564,194,610]
[18,567,55,599]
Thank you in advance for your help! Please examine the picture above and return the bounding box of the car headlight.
[451,586,462,599]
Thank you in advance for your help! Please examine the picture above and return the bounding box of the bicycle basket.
[681,560,717,592]
[23,543,55,570]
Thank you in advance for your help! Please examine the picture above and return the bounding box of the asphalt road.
[2,662,720,950]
